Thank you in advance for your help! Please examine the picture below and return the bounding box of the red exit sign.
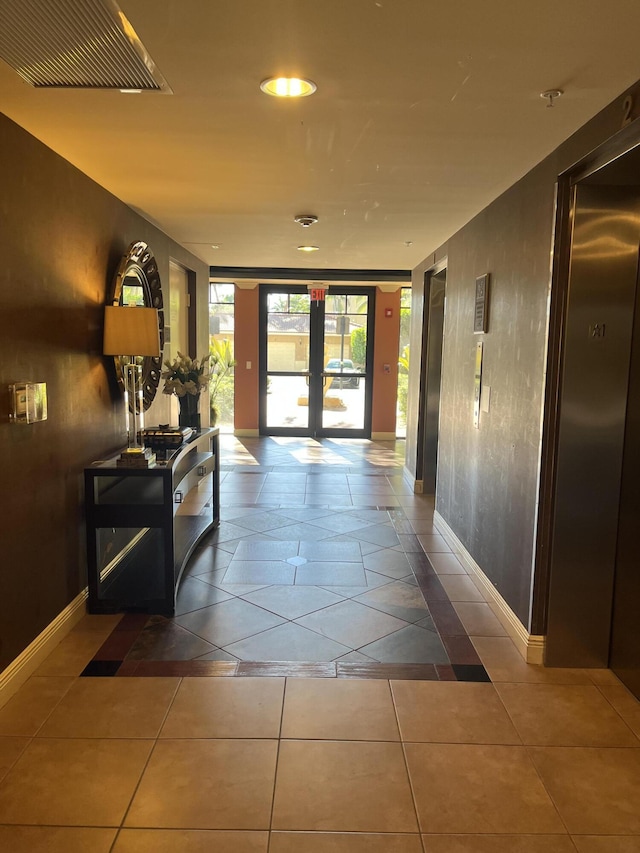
[310,288,326,301]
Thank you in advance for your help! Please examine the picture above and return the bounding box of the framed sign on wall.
[474,273,490,334]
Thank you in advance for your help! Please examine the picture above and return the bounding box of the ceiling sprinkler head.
[294,214,319,227]
[540,89,563,108]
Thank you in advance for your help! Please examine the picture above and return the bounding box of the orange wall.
[371,288,401,435]
[232,284,401,435]
[233,286,260,430]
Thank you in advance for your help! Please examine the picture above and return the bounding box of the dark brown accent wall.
[408,82,640,629]
[0,113,208,671]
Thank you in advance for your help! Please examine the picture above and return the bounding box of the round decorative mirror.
[109,241,165,411]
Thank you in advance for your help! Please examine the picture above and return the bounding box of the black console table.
[85,428,219,614]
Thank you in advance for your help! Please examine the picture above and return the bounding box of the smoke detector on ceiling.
[294,214,319,227]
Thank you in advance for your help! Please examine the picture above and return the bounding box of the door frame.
[534,120,640,673]
[258,284,375,438]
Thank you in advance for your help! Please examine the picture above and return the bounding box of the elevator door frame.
[536,122,640,692]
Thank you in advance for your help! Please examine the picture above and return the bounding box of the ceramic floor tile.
[391,681,521,744]
[495,683,639,746]
[350,525,401,548]
[112,829,269,852]
[362,549,413,579]
[597,684,640,738]
[267,523,334,541]
[0,826,117,852]
[160,677,284,738]
[126,618,217,660]
[0,676,74,736]
[241,585,344,619]
[32,631,111,677]
[471,637,593,684]
[175,598,285,647]
[37,677,179,738]
[529,746,640,834]
[359,623,450,665]
[453,602,508,636]
[416,534,451,553]
[307,514,373,534]
[0,737,30,784]
[173,577,234,615]
[222,560,296,584]
[420,837,577,852]
[407,518,439,534]
[272,740,418,832]
[224,622,351,662]
[296,599,409,649]
[71,614,123,635]
[426,553,468,575]
[281,678,400,741]
[404,743,565,834]
[0,738,152,826]
[299,541,362,561]
[295,562,367,586]
[438,575,485,602]
[234,539,299,560]
[126,739,278,829]
[270,832,423,852]
[572,838,640,852]
[353,581,429,622]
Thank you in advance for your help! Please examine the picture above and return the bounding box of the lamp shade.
[103,306,161,357]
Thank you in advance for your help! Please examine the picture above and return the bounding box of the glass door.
[259,285,374,437]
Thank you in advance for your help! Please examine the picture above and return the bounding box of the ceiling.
[2,0,640,273]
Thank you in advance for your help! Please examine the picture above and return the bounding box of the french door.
[259,285,374,437]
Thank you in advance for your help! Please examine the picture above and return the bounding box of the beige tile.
[0,677,74,735]
[0,826,117,852]
[404,743,564,834]
[496,683,639,746]
[598,683,640,738]
[587,669,626,686]
[113,829,269,852]
[416,534,450,553]
[271,832,423,852]
[0,737,152,825]
[409,518,439,534]
[471,637,593,684]
[573,838,640,852]
[421,837,576,852]
[126,739,277,829]
[38,677,179,738]
[160,677,284,739]
[0,737,30,783]
[427,553,468,575]
[529,746,640,834]
[272,740,417,832]
[391,681,520,744]
[453,603,507,636]
[71,614,123,634]
[32,632,108,677]
[281,679,399,741]
[438,575,485,602]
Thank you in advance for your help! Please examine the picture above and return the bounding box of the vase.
[178,393,201,431]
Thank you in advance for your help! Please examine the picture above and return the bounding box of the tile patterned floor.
[1,438,639,849]
[81,436,490,681]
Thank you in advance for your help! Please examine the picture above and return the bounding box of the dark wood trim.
[210,266,411,282]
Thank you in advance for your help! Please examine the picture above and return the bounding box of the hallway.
[0,438,638,850]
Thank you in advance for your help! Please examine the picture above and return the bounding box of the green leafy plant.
[350,326,367,367]
[209,338,236,424]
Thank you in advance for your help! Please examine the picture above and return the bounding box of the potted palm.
[209,338,236,426]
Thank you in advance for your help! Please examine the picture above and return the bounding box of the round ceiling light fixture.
[297,245,320,253]
[260,77,317,98]
[294,214,319,227]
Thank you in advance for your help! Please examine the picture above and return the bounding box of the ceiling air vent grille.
[0,0,171,92]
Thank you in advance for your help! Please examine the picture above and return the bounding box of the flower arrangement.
[161,352,210,398]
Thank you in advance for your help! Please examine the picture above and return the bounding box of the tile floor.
[0,437,639,850]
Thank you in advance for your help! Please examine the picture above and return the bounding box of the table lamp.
[103,305,161,452]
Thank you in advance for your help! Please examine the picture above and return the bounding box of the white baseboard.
[371,432,397,441]
[0,589,88,709]
[233,428,260,437]
[433,511,545,665]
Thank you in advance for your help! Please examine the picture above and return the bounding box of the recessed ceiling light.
[297,245,320,252]
[211,244,220,249]
[260,77,317,98]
